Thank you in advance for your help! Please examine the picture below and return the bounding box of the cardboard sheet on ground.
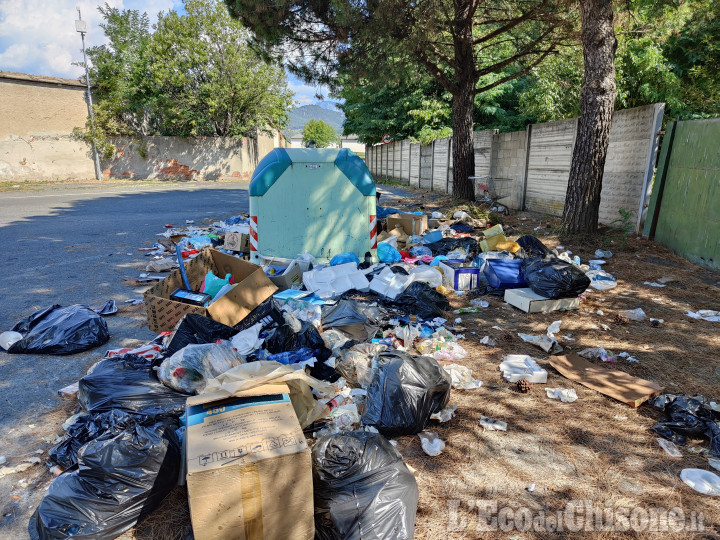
[201,361,335,427]
[549,353,664,407]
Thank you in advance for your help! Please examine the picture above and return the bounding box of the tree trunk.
[451,0,477,201]
[561,0,617,233]
[451,88,476,200]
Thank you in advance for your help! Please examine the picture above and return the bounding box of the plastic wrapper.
[312,431,418,540]
[362,351,451,437]
[157,342,244,394]
[391,282,450,320]
[521,257,590,299]
[650,393,720,457]
[7,304,109,355]
[408,266,443,288]
[516,235,553,259]
[78,354,188,417]
[29,414,180,540]
[202,361,336,428]
[330,252,360,266]
[164,313,237,357]
[336,343,387,388]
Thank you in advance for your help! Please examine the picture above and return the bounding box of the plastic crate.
[483,258,526,289]
[439,261,481,290]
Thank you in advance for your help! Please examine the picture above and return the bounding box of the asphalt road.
[0,182,254,429]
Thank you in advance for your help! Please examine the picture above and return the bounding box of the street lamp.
[76,7,102,181]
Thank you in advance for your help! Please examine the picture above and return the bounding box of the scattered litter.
[685,309,720,322]
[518,320,563,354]
[657,438,683,458]
[479,416,507,431]
[479,336,497,347]
[545,388,578,403]
[585,269,617,290]
[657,276,675,284]
[526,483,536,492]
[418,431,446,456]
[499,355,548,383]
[650,318,664,327]
[619,308,646,321]
[594,249,613,258]
[0,461,37,479]
[430,403,457,423]
[617,351,639,363]
[470,299,490,308]
[443,363,482,389]
[679,469,720,496]
[644,281,666,288]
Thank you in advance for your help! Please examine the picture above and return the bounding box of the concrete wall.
[103,133,276,181]
[0,72,96,181]
[366,103,664,230]
[492,129,527,211]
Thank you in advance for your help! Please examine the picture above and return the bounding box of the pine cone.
[516,379,530,393]
[614,314,629,325]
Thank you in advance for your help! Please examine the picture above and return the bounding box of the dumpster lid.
[250,148,375,197]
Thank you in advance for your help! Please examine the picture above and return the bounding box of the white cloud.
[0,0,179,78]
[286,74,330,107]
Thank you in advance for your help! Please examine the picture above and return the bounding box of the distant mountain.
[286,104,345,138]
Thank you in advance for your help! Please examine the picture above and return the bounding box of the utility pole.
[76,7,102,181]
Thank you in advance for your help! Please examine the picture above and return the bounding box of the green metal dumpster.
[248,148,377,263]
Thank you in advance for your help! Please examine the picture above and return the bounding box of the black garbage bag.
[29,415,180,540]
[650,393,720,457]
[424,237,479,258]
[49,410,156,470]
[521,257,590,299]
[321,300,381,341]
[78,354,187,417]
[263,321,338,382]
[8,304,109,355]
[449,221,474,233]
[313,431,419,540]
[393,281,450,319]
[516,235,553,259]
[164,313,236,356]
[363,351,451,437]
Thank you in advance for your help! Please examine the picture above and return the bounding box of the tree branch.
[414,50,456,94]
[476,26,557,77]
[473,0,552,45]
[474,48,555,94]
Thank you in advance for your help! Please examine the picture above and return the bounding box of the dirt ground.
[8,185,720,539]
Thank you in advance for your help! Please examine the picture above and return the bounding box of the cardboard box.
[386,213,428,236]
[144,249,277,333]
[185,384,314,540]
[504,288,580,313]
[224,232,250,253]
[262,258,304,291]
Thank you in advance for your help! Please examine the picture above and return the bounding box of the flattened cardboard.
[387,213,428,236]
[186,384,314,540]
[549,353,665,407]
[144,249,277,333]
[505,288,580,313]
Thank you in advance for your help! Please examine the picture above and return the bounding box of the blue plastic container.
[483,259,526,289]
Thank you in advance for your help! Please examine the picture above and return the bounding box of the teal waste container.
[249,148,377,263]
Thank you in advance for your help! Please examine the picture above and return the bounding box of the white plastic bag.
[408,266,443,288]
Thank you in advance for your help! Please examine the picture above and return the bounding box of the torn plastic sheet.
[431,403,457,423]
[418,431,445,456]
[157,342,245,394]
[518,320,563,354]
[545,387,578,403]
[442,363,482,389]
[686,310,720,322]
[479,416,507,431]
[202,361,336,428]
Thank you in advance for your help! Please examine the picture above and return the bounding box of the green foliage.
[147,0,292,137]
[302,119,339,147]
[78,0,292,149]
[607,208,634,249]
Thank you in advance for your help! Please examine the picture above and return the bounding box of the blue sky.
[0,0,326,106]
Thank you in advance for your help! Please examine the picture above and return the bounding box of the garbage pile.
[18,194,720,538]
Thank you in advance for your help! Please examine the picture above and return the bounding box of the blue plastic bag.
[330,252,360,266]
[429,255,447,267]
[378,242,402,263]
[409,246,432,258]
